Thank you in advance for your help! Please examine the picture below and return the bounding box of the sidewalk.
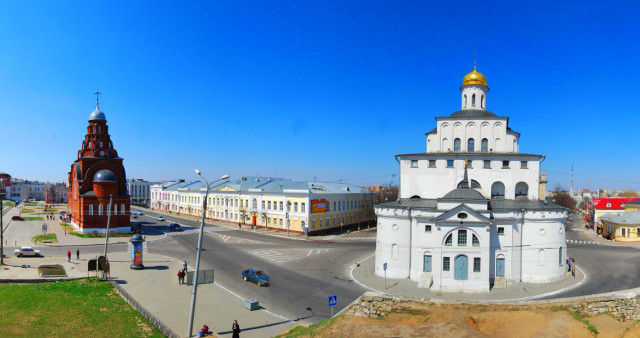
[351,255,586,302]
[0,251,296,338]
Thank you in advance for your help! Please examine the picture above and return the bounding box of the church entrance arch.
[454,255,468,280]
[491,182,505,198]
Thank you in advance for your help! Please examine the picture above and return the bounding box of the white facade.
[127,179,152,206]
[375,67,568,292]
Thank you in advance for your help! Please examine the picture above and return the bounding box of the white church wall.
[375,212,412,279]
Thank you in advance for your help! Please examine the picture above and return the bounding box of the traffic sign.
[383,262,387,271]
[328,295,337,307]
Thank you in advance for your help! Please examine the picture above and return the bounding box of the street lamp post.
[0,183,5,265]
[187,170,229,338]
[286,201,291,237]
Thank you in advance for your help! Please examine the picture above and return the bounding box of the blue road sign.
[383,262,387,271]
[328,295,337,307]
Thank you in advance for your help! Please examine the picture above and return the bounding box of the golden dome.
[462,66,487,86]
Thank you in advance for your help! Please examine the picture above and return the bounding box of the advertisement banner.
[132,242,143,266]
[311,199,327,213]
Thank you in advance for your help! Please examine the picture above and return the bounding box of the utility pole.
[0,184,5,265]
[103,194,113,259]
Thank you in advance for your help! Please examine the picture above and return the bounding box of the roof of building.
[377,198,438,209]
[446,109,498,118]
[93,169,117,182]
[592,197,639,210]
[462,66,487,86]
[489,199,567,212]
[89,106,106,121]
[440,188,487,201]
[625,199,640,206]
[600,211,640,225]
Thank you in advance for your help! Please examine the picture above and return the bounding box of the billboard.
[311,199,327,213]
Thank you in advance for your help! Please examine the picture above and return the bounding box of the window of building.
[98,204,103,216]
[498,227,505,235]
[429,160,436,168]
[279,219,283,226]
[502,160,510,169]
[474,258,481,272]
[447,160,454,168]
[89,205,93,216]
[301,220,305,228]
[294,202,298,212]
[454,138,461,152]
[261,201,265,209]
[327,203,330,212]
[445,234,452,246]
[481,95,484,108]
[458,230,467,245]
[425,225,432,232]
[267,201,271,209]
[333,201,337,211]
[606,203,611,208]
[472,94,476,107]
[279,201,283,210]
[411,160,418,168]
[312,219,316,229]
[391,244,399,260]
[121,204,125,215]
[424,254,432,272]
[472,234,479,246]
[483,160,491,169]
[468,138,475,152]
[301,203,306,212]
[558,247,562,266]
[443,257,450,271]
[521,161,528,169]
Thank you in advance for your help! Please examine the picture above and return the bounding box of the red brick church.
[67,100,131,233]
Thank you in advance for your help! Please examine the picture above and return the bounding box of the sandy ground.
[281,302,640,337]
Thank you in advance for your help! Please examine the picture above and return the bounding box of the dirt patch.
[280,302,640,338]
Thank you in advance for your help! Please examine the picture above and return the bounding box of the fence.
[110,280,180,338]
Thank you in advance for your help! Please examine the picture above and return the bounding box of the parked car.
[132,214,138,219]
[11,216,24,221]
[155,216,165,221]
[14,247,41,257]
[242,268,269,286]
[138,210,144,215]
[169,223,183,232]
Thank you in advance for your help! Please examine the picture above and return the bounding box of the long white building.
[375,65,568,292]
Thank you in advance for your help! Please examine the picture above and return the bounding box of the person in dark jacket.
[232,320,241,338]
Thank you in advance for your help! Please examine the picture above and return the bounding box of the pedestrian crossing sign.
[329,295,337,307]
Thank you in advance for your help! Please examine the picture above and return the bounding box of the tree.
[550,185,576,211]
[619,190,639,197]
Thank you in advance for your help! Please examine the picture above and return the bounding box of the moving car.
[11,216,24,221]
[131,214,138,219]
[155,216,165,221]
[242,268,269,286]
[14,247,41,257]
[169,223,183,232]
[138,211,144,215]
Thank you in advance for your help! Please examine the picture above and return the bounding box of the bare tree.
[619,190,639,197]
[550,185,576,211]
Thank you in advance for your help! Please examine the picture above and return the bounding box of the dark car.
[11,216,24,221]
[169,223,182,232]
[242,268,269,286]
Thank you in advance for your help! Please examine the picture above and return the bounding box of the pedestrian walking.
[76,249,80,260]
[232,320,241,338]
[566,258,571,272]
[66,250,71,262]
[183,260,188,274]
[177,269,184,284]
[571,258,576,277]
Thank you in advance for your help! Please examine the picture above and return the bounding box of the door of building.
[496,258,505,277]
[423,255,432,272]
[454,255,468,280]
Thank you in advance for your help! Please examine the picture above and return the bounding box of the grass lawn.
[0,278,163,337]
[24,203,39,206]
[3,201,13,207]
[23,217,44,221]
[33,233,58,243]
[21,208,35,213]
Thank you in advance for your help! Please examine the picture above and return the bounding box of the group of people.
[45,213,56,220]
[177,260,188,284]
[66,249,80,262]
[199,320,241,337]
[567,257,576,277]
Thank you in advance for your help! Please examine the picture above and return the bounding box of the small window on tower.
[472,94,476,107]
[411,160,418,168]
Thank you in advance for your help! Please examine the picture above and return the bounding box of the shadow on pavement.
[143,265,169,270]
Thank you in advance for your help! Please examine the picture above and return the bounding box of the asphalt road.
[139,210,375,324]
[544,212,640,299]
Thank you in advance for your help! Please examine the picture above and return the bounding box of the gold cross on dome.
[465,158,468,167]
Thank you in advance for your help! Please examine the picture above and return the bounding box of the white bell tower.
[460,56,489,110]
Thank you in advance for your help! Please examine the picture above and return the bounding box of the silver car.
[14,247,42,257]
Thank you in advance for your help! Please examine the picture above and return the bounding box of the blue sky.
[0,1,638,191]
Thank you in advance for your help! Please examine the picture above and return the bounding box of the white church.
[374,65,568,292]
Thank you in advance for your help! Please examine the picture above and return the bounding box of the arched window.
[99,142,103,148]
[454,138,461,152]
[558,247,563,266]
[121,204,125,215]
[491,182,505,198]
[472,94,476,107]
[538,249,545,266]
[89,205,94,216]
[252,198,257,209]
[481,95,484,108]
[515,182,529,198]
[113,204,117,215]
[391,244,399,259]
[463,94,467,108]
[458,180,481,189]
[481,138,489,152]
[410,195,421,199]
[467,138,475,152]
[445,233,453,246]
[98,204,103,216]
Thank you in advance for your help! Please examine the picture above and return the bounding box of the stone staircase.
[417,272,433,288]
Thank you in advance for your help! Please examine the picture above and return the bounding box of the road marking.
[248,250,298,263]
[215,233,261,244]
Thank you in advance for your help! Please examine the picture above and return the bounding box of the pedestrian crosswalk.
[566,239,600,245]
[247,248,330,264]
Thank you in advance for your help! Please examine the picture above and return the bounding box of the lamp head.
[195,169,201,175]
[220,174,230,180]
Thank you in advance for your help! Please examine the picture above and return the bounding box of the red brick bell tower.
[67,96,131,233]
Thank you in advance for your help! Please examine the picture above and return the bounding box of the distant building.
[591,197,640,232]
[127,179,152,206]
[150,176,373,235]
[44,183,68,203]
[67,102,131,233]
[600,211,640,241]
